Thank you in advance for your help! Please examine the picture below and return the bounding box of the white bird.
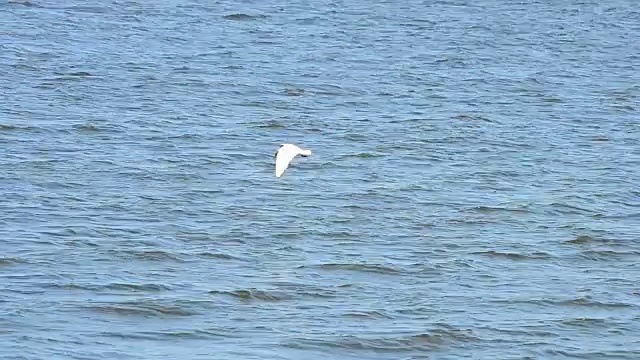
[274,143,312,177]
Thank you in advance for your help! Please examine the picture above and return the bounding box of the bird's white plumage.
[275,143,312,177]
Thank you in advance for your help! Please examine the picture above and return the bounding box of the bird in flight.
[274,143,312,177]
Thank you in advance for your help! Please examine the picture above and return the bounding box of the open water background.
[1,0,639,359]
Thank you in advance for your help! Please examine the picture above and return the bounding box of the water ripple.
[1,0,639,358]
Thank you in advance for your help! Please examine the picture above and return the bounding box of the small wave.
[194,251,245,261]
[559,317,609,328]
[39,228,78,237]
[72,124,101,132]
[223,13,267,21]
[0,124,19,131]
[343,152,385,159]
[269,281,344,299]
[100,331,159,340]
[299,263,402,275]
[84,301,197,317]
[342,310,393,319]
[70,123,125,134]
[565,235,595,244]
[45,283,88,291]
[167,133,203,140]
[313,230,356,240]
[130,329,233,340]
[47,71,99,82]
[476,324,556,338]
[0,124,43,132]
[7,0,41,7]
[0,257,24,266]
[285,328,478,352]
[465,205,531,214]
[542,95,563,103]
[209,289,288,302]
[543,349,636,358]
[549,202,597,215]
[210,283,346,302]
[55,70,94,77]
[453,114,496,123]
[252,120,285,129]
[339,204,368,210]
[499,296,634,309]
[104,283,173,292]
[109,249,186,262]
[578,249,639,261]
[472,250,552,260]
[612,104,635,112]
[285,88,305,96]
[66,5,108,14]
[186,189,224,196]
[47,282,172,292]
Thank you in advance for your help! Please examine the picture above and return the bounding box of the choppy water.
[1,0,639,359]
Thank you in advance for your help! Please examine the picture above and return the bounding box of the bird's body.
[274,143,312,177]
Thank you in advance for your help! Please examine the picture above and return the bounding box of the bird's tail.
[300,149,312,156]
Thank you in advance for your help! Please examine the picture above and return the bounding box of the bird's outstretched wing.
[275,145,300,177]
